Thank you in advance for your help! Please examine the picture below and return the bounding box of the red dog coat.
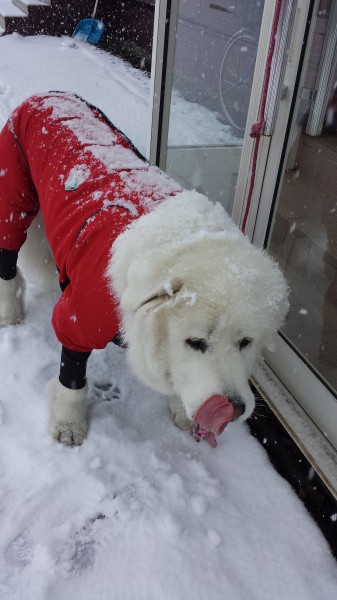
[0,93,182,352]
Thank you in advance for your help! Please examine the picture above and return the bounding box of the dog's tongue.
[193,395,234,437]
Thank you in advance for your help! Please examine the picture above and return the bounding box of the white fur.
[109,191,289,429]
[0,269,26,327]
[48,378,88,446]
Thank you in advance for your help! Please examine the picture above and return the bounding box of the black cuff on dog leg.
[0,248,19,280]
[59,346,92,390]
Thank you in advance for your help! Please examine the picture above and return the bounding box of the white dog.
[0,93,289,447]
[109,193,289,445]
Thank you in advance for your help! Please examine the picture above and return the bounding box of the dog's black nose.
[228,396,245,420]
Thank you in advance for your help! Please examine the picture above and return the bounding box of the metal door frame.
[148,0,178,167]
[237,0,337,494]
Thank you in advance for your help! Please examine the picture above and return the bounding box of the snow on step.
[12,0,50,17]
[0,0,26,16]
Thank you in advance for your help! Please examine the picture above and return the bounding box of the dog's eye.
[186,338,208,353]
[239,337,252,351]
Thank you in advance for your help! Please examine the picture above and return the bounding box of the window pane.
[166,0,265,214]
[268,2,337,395]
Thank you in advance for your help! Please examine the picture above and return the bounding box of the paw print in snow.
[93,381,121,401]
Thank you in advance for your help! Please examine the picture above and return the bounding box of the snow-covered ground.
[0,34,336,600]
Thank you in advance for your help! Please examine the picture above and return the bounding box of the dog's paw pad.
[51,420,88,446]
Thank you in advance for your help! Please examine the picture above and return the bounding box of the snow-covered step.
[0,24,5,34]
[0,0,51,31]
[0,0,26,16]
[12,0,50,17]
[0,0,25,28]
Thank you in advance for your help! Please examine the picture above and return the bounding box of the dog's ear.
[120,259,183,311]
[138,278,183,311]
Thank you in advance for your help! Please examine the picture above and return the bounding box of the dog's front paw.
[50,418,89,447]
[167,396,193,432]
[0,270,26,327]
[48,377,88,446]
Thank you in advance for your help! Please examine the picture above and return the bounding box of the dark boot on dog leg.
[48,347,91,446]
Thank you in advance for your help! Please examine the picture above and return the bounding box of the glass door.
[150,0,265,214]
[262,0,337,450]
[165,0,265,213]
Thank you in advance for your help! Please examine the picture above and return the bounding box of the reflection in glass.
[268,2,337,394]
[165,0,264,214]
[219,28,258,135]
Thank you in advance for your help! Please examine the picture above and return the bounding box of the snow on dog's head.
[109,192,289,441]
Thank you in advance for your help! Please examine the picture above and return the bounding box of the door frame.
[306,0,337,136]
[234,0,337,493]
[232,0,312,238]
[148,0,178,167]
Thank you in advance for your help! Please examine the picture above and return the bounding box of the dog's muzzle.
[192,394,245,447]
